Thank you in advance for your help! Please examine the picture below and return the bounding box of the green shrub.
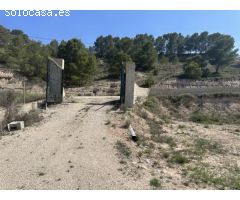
[183,61,202,79]
[169,152,189,165]
[150,178,161,188]
[191,112,218,124]
[191,111,240,124]
[144,97,159,112]
[143,75,155,88]
[151,134,176,147]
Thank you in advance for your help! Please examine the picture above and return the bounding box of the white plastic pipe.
[128,124,138,141]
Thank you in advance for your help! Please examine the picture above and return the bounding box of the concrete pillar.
[46,57,64,104]
[124,62,135,108]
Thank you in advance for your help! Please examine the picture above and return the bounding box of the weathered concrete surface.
[18,102,38,114]
[134,83,149,99]
[46,58,64,104]
[124,63,135,108]
[7,121,24,131]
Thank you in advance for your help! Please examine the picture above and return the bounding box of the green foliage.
[144,96,159,112]
[183,61,202,79]
[1,24,238,81]
[169,55,179,64]
[188,165,240,189]
[168,152,189,164]
[151,134,176,147]
[207,35,238,73]
[132,34,157,71]
[57,39,97,86]
[158,54,169,64]
[0,26,50,80]
[189,55,208,68]
[150,178,161,188]
[190,111,240,124]
[143,75,155,88]
[106,50,131,78]
[94,35,133,77]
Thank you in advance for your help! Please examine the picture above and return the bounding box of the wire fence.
[150,87,240,97]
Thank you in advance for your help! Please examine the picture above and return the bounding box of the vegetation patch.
[143,96,159,113]
[187,165,240,189]
[168,151,189,165]
[142,75,155,88]
[190,111,240,125]
[148,120,162,136]
[0,90,44,108]
[16,110,43,127]
[194,137,224,155]
[115,140,132,158]
[150,178,161,188]
[151,134,176,147]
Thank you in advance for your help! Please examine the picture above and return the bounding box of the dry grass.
[112,93,240,189]
[115,140,132,158]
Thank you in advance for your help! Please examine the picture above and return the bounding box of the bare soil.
[0,96,147,190]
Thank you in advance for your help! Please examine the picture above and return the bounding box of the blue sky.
[1,10,240,50]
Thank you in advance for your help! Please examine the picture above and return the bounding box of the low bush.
[115,140,132,158]
[143,75,155,88]
[16,110,42,127]
[150,178,161,188]
[168,152,189,165]
[144,96,159,112]
[183,61,202,79]
[151,134,176,147]
[191,111,240,124]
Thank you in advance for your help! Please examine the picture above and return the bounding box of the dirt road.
[0,96,145,190]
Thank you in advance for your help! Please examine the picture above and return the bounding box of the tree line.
[0,24,238,86]
[93,32,238,77]
[0,25,96,85]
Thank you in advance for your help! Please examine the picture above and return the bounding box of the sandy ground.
[0,96,147,190]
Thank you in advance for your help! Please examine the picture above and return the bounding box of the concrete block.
[7,121,24,131]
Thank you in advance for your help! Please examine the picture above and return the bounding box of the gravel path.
[0,97,142,190]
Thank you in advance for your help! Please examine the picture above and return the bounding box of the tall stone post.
[124,62,135,108]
